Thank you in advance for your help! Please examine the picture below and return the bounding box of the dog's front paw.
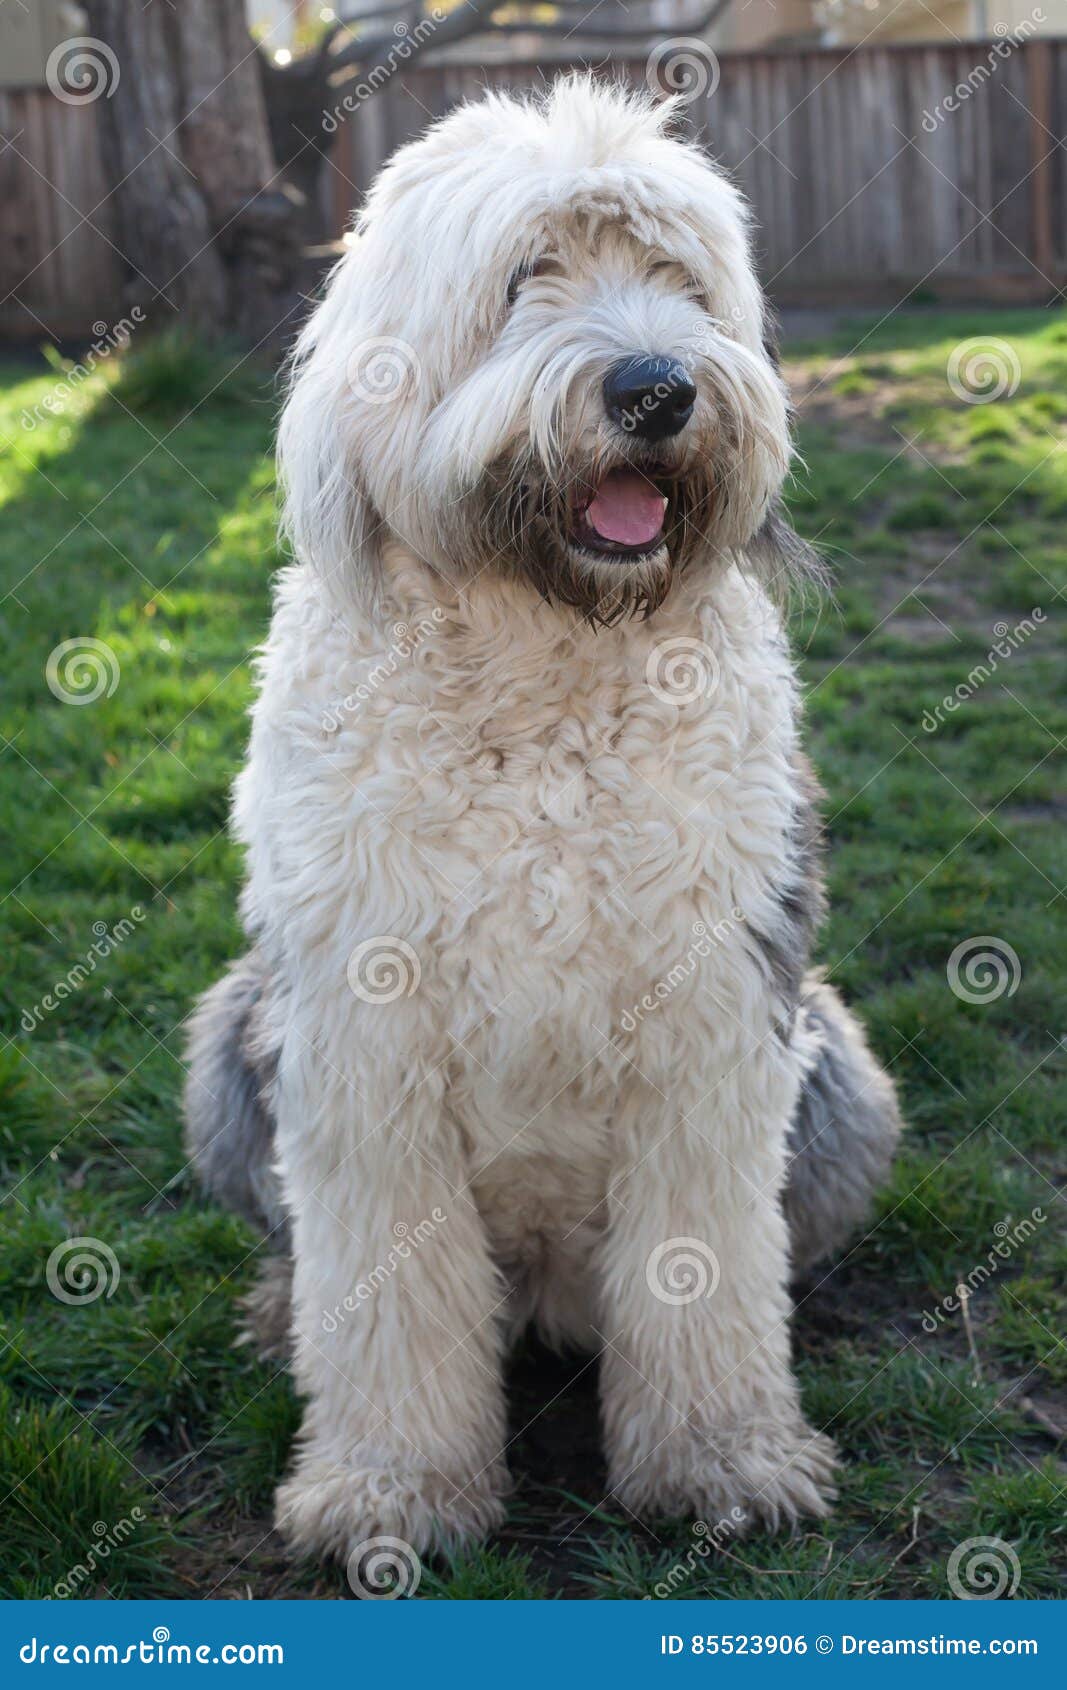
[275,1451,508,1565]
[613,1418,837,1534]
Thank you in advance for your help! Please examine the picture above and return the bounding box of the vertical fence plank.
[1027,40,1054,282]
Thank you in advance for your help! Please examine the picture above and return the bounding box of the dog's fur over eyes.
[185,76,901,1562]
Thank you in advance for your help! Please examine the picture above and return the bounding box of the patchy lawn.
[0,311,1064,1600]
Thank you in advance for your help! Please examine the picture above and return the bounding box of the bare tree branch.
[328,1,413,26]
[328,0,499,79]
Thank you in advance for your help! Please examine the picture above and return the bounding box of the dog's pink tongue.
[585,470,666,547]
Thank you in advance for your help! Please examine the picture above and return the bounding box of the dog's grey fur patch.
[747,749,827,1030]
[762,310,782,371]
[183,949,288,1247]
[745,504,828,601]
[236,1255,293,1361]
[784,974,903,1276]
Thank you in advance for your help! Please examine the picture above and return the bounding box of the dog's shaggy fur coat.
[185,76,901,1562]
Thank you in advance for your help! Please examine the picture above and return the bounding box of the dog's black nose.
[603,355,697,442]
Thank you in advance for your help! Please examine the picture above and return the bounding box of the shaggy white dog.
[185,76,901,1564]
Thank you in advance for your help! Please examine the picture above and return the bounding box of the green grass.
[0,310,1064,1600]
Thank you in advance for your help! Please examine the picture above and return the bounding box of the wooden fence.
[0,89,120,339]
[331,39,1067,301]
[4,36,1066,338]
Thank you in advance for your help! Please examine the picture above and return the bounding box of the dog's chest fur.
[239,557,803,1241]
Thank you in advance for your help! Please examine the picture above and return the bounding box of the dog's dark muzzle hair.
[604,355,697,442]
[483,450,713,627]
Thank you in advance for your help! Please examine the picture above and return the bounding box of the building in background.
[0,0,87,86]
[817,0,1066,44]
[244,0,1067,53]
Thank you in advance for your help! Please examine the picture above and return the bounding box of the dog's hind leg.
[184,950,292,1354]
[784,975,902,1277]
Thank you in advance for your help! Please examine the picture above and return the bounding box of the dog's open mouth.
[568,468,670,559]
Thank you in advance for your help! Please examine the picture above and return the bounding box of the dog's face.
[281,78,794,623]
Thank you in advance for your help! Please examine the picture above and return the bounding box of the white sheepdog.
[185,75,901,1566]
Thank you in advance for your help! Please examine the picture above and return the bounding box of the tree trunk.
[84,0,302,346]
[258,51,337,246]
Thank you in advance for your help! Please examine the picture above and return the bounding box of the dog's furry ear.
[276,248,382,601]
[745,311,825,601]
[745,502,828,603]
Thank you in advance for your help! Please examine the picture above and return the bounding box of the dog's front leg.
[273,1045,509,1563]
[599,1057,836,1533]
